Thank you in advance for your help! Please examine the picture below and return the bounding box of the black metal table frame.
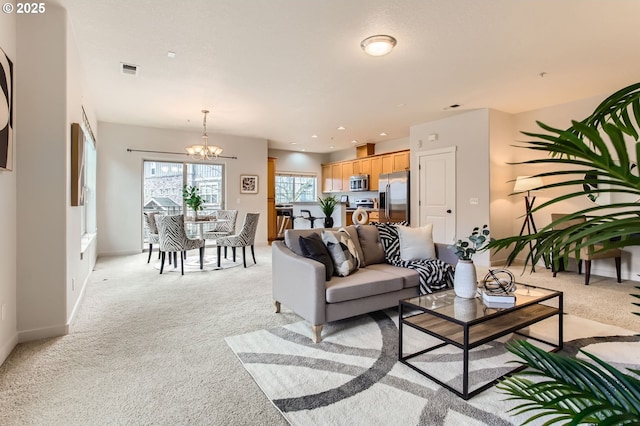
[398,288,563,400]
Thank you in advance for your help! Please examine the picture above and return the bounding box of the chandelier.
[185,109,223,160]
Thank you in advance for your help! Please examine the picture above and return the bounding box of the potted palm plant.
[487,82,640,424]
[182,185,205,220]
[318,195,338,228]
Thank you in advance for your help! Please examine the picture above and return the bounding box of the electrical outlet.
[469,197,479,205]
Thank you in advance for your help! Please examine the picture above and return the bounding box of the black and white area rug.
[226,310,639,425]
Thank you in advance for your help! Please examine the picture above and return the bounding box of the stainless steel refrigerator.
[378,170,410,223]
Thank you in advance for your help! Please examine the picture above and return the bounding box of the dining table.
[184,217,230,239]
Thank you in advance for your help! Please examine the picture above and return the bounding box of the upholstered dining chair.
[202,209,238,240]
[143,212,161,263]
[215,212,260,268]
[156,214,205,275]
[550,213,622,285]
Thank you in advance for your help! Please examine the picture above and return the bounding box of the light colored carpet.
[226,311,638,425]
[0,246,638,425]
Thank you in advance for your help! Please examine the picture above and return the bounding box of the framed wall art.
[0,46,14,171]
[71,123,86,206]
[240,174,258,194]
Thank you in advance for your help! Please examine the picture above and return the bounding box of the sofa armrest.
[435,242,458,266]
[272,241,327,325]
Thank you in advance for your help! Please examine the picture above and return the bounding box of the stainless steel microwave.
[349,174,369,191]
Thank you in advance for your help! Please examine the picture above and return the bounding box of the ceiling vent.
[120,62,139,76]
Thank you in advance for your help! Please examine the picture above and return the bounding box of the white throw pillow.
[397,224,436,261]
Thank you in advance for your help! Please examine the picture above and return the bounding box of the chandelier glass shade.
[186,110,223,160]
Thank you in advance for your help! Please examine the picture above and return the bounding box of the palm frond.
[498,341,640,424]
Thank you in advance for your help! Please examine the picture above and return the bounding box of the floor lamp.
[513,175,544,271]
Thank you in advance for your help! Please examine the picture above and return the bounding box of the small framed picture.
[340,195,348,203]
[240,174,258,194]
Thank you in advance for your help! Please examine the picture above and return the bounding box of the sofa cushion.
[397,224,436,261]
[365,263,420,289]
[325,268,404,303]
[341,225,365,265]
[284,229,322,256]
[299,233,334,281]
[322,229,359,277]
[356,225,385,266]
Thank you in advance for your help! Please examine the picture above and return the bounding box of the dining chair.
[156,214,205,275]
[215,212,259,268]
[550,213,622,285]
[143,212,161,263]
[202,209,238,240]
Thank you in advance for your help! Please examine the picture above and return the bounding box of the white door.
[418,147,456,243]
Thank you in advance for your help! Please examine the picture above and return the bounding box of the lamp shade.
[513,175,544,193]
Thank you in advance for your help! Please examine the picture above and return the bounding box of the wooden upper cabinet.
[381,154,394,174]
[392,151,410,172]
[342,162,352,192]
[322,164,332,192]
[331,163,342,191]
[354,158,371,176]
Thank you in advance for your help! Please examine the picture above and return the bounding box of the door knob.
[446,209,452,213]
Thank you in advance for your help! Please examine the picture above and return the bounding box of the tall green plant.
[318,195,337,217]
[489,82,640,424]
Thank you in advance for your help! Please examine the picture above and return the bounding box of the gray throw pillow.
[322,229,359,277]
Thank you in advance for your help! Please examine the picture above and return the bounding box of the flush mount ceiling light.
[360,35,397,57]
[185,110,223,160]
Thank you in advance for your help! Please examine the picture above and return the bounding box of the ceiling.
[54,0,640,153]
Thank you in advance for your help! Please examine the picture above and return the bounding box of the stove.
[354,198,375,209]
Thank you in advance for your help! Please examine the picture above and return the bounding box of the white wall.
[0,3,17,365]
[97,122,269,255]
[410,109,492,266]
[327,137,409,163]
[488,109,517,265]
[268,149,326,180]
[13,6,97,348]
[512,93,640,281]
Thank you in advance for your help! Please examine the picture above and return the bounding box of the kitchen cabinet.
[341,162,352,192]
[321,149,409,193]
[322,164,332,192]
[331,163,343,191]
[267,157,277,244]
[368,211,379,222]
[392,151,410,171]
[353,158,371,176]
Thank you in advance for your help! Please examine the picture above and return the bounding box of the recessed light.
[397,103,405,108]
[328,145,335,149]
[337,126,345,131]
[311,134,318,138]
[379,132,387,136]
[290,142,297,145]
[361,35,397,57]
[351,140,358,144]
[301,148,306,152]
[167,51,176,58]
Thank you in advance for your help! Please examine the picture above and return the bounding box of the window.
[142,160,225,243]
[275,172,317,203]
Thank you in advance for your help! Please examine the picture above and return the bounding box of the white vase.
[454,259,478,298]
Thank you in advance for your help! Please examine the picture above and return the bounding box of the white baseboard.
[0,332,19,366]
[18,323,68,343]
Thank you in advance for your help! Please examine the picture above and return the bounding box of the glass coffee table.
[399,285,563,400]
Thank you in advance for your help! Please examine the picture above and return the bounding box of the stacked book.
[481,290,516,309]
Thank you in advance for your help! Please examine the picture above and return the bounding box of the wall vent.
[120,62,139,76]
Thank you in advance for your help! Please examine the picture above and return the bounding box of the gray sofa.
[272,224,458,342]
